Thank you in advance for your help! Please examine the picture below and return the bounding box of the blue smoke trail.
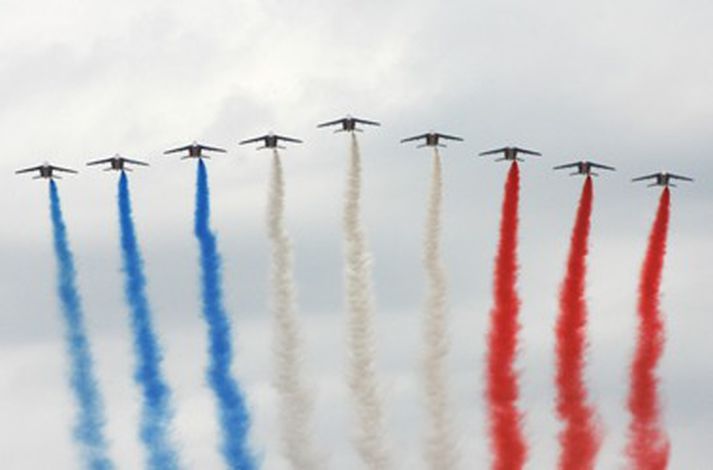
[48,180,114,470]
[194,160,255,470]
[117,172,181,469]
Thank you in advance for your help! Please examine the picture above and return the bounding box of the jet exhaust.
[344,133,391,469]
[554,176,602,470]
[267,150,323,469]
[117,172,181,469]
[485,162,527,470]
[48,180,114,470]
[421,148,458,470]
[194,160,255,469]
[625,187,671,470]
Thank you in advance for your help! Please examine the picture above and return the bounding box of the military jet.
[15,163,78,180]
[400,132,463,148]
[317,115,380,132]
[86,154,149,171]
[239,132,302,150]
[164,141,227,159]
[479,147,541,162]
[553,160,615,176]
[632,172,693,187]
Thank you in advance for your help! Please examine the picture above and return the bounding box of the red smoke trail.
[486,162,527,470]
[555,176,601,470]
[626,188,671,470]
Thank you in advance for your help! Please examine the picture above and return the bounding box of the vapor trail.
[626,187,671,470]
[267,150,323,469]
[554,176,602,470]
[117,172,181,469]
[344,133,391,469]
[48,180,114,470]
[421,148,458,470]
[485,162,527,470]
[194,160,255,470]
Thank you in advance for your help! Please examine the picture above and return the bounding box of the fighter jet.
[86,154,149,172]
[15,163,78,180]
[632,172,693,187]
[317,115,380,133]
[400,132,464,148]
[479,147,541,162]
[239,132,302,150]
[553,160,615,176]
[164,141,227,159]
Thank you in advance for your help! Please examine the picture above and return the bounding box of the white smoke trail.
[422,148,459,470]
[344,134,391,470]
[268,150,323,470]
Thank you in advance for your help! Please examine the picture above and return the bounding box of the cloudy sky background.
[0,0,711,468]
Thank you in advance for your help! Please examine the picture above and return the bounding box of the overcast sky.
[1,0,711,468]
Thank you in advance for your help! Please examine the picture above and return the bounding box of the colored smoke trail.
[194,160,255,470]
[626,187,671,470]
[344,133,391,469]
[421,148,458,470]
[485,162,527,470]
[48,180,114,470]
[267,150,322,469]
[554,176,601,470]
[117,172,181,469]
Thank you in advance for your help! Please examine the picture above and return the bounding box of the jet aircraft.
[317,115,380,132]
[239,132,302,150]
[632,172,693,187]
[479,147,541,162]
[164,141,227,159]
[553,160,615,176]
[15,163,77,180]
[86,154,149,171]
[400,132,463,148]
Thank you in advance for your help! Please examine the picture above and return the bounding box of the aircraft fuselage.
[425,134,440,146]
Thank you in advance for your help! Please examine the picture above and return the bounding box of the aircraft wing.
[239,136,267,145]
[275,135,303,143]
[669,173,693,182]
[51,165,78,173]
[478,147,507,156]
[437,133,464,141]
[15,165,43,174]
[353,118,380,126]
[123,158,150,166]
[198,144,227,153]
[317,118,344,128]
[553,162,579,170]
[631,173,660,182]
[590,162,615,171]
[86,158,113,166]
[400,134,428,143]
[514,147,541,156]
[164,145,192,154]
